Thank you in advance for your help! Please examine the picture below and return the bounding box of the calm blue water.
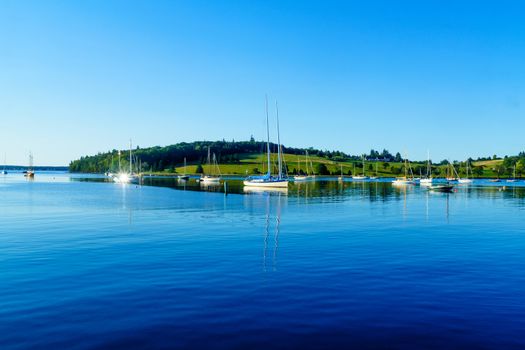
[1,172,525,349]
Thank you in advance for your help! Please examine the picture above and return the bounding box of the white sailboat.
[446,161,459,182]
[392,156,416,185]
[243,98,288,189]
[113,140,139,184]
[200,146,221,184]
[420,151,434,186]
[338,164,344,181]
[369,162,379,180]
[178,157,189,180]
[507,164,518,183]
[352,155,368,180]
[458,160,473,184]
[293,150,315,181]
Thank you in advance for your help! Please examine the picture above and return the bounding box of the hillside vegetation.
[69,140,525,179]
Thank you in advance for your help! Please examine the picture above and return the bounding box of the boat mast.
[207,146,211,176]
[427,150,431,177]
[276,100,282,179]
[265,95,271,177]
[184,157,187,176]
[29,152,33,172]
[129,139,132,174]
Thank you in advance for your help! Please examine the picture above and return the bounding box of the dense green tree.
[196,164,204,174]
[316,163,330,175]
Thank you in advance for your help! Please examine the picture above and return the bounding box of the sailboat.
[113,140,139,184]
[243,98,288,189]
[369,162,379,180]
[178,157,189,181]
[200,147,221,183]
[293,150,315,181]
[420,151,434,186]
[338,164,344,181]
[1,153,7,175]
[24,152,35,178]
[507,164,518,183]
[446,161,459,181]
[352,155,368,180]
[458,160,473,184]
[392,156,415,185]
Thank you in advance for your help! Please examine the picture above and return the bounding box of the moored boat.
[200,147,221,184]
[178,157,190,181]
[352,155,368,180]
[428,184,455,192]
[244,98,288,189]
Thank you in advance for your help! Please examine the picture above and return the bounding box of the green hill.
[69,140,525,179]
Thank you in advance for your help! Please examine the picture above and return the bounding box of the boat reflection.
[243,186,288,195]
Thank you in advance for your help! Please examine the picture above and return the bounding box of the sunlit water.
[1,172,525,349]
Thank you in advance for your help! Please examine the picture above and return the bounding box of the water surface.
[1,172,525,349]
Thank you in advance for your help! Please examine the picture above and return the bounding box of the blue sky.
[1,0,524,165]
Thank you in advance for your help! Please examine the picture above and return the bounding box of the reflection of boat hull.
[243,186,288,194]
[243,179,288,188]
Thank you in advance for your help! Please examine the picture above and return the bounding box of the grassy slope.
[149,153,508,178]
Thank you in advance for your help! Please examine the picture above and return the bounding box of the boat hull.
[200,176,221,183]
[458,179,473,184]
[293,175,315,182]
[428,185,455,192]
[243,179,289,188]
[392,179,415,185]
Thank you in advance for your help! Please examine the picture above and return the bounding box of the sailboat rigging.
[243,97,288,188]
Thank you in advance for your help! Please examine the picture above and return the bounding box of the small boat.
[178,157,190,181]
[368,162,379,180]
[428,184,455,192]
[113,140,139,184]
[489,178,501,183]
[200,147,221,184]
[338,164,344,182]
[293,151,316,182]
[24,152,35,178]
[420,151,434,186]
[244,98,288,189]
[392,177,416,185]
[392,155,415,185]
[352,156,368,180]
[507,164,518,183]
[458,160,473,183]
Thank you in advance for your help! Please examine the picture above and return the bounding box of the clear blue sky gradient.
[1,0,524,165]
